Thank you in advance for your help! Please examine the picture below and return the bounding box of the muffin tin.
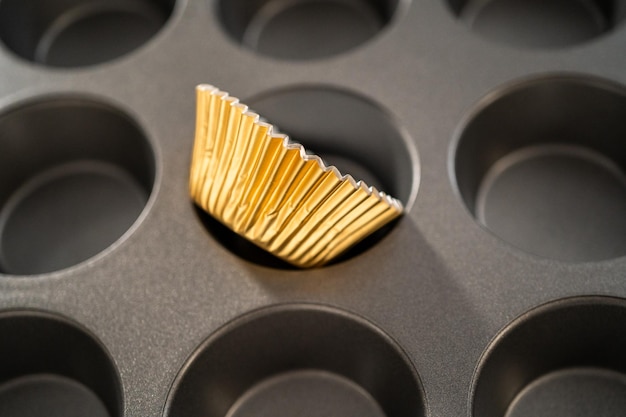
[0,0,625,416]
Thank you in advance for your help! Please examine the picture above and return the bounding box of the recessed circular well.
[0,310,122,417]
[0,97,155,275]
[218,0,400,60]
[0,0,176,67]
[165,304,425,417]
[472,297,626,417]
[448,0,626,49]
[195,86,416,268]
[454,76,626,262]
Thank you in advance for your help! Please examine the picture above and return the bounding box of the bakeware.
[0,0,625,416]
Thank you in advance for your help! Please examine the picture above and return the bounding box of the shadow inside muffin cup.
[165,304,426,417]
[454,75,626,262]
[472,296,626,417]
[448,0,626,49]
[0,0,176,67]
[0,96,155,275]
[0,311,122,417]
[217,0,400,60]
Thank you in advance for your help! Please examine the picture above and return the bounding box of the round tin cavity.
[0,375,110,417]
[0,0,176,67]
[448,0,626,49]
[0,311,122,417]
[454,76,626,262]
[194,86,417,268]
[0,97,155,275]
[225,370,387,417]
[165,304,425,417]
[218,0,400,60]
[472,297,626,417]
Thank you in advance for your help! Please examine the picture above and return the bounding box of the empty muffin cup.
[217,0,400,60]
[0,96,155,275]
[448,0,626,49]
[0,0,176,67]
[472,296,626,417]
[165,304,426,417]
[453,75,626,262]
[0,310,122,417]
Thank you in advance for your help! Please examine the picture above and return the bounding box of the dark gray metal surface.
[0,0,625,416]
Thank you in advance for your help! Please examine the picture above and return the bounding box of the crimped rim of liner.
[195,84,404,212]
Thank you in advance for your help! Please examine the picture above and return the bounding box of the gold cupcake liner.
[190,84,403,268]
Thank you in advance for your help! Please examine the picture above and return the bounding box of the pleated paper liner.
[189,84,403,268]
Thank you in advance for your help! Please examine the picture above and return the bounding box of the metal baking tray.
[0,0,625,416]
